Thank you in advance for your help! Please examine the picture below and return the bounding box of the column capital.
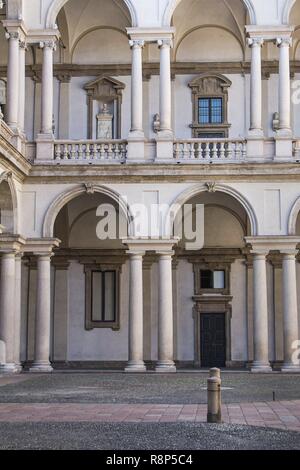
[127,250,145,258]
[276,37,292,48]
[39,40,57,51]
[156,251,175,258]
[157,39,173,49]
[247,37,264,48]
[129,39,144,49]
[5,31,20,41]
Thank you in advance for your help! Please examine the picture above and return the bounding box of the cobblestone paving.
[0,422,299,450]
[0,372,299,449]
[0,372,300,404]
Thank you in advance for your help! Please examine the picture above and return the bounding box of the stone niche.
[84,75,125,139]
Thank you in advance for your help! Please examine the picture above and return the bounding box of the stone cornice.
[245,25,295,41]
[2,60,300,80]
[22,238,61,254]
[127,27,175,43]
[23,162,300,184]
[26,29,60,44]
[245,236,300,254]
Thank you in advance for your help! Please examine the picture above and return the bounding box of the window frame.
[198,97,223,126]
[85,264,121,331]
[188,73,232,138]
[194,263,230,296]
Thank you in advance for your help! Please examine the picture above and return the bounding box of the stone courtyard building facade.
[1,0,300,374]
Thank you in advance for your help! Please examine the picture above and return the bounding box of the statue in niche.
[96,103,113,140]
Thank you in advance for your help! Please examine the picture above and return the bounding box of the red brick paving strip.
[0,401,299,431]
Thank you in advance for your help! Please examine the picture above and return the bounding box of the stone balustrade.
[54,140,128,163]
[173,139,247,163]
[0,117,14,143]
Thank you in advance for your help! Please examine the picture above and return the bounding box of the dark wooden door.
[200,313,226,367]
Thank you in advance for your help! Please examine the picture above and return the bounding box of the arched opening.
[25,0,133,141]
[46,0,136,29]
[36,189,131,366]
[172,186,254,368]
[163,0,256,26]
[169,0,251,140]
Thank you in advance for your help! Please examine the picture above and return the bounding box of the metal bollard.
[207,368,222,423]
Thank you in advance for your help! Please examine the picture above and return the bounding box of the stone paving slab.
[0,401,299,432]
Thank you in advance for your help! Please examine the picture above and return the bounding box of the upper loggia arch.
[162,0,257,26]
[45,0,138,29]
[282,0,298,24]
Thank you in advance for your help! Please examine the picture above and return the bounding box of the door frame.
[193,295,232,368]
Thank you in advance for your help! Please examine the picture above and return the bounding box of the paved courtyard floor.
[0,372,299,450]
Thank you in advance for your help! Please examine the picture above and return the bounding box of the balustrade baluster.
[212,142,218,160]
[71,143,76,160]
[55,144,61,160]
[85,143,91,160]
[204,142,210,160]
[78,143,83,159]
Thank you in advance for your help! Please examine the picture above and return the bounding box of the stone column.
[40,40,56,136]
[18,40,26,135]
[158,39,173,135]
[251,252,272,372]
[0,252,17,373]
[30,254,53,372]
[247,38,264,136]
[14,254,23,372]
[156,252,176,372]
[5,31,19,130]
[125,251,146,372]
[129,40,144,138]
[281,251,300,371]
[276,37,292,135]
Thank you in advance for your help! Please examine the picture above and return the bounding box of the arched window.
[188,73,232,138]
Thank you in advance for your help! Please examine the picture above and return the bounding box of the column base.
[29,362,53,373]
[124,361,146,373]
[251,362,272,373]
[14,364,23,373]
[0,363,20,374]
[281,364,300,373]
[155,361,177,373]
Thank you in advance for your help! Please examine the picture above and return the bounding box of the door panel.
[200,313,226,367]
